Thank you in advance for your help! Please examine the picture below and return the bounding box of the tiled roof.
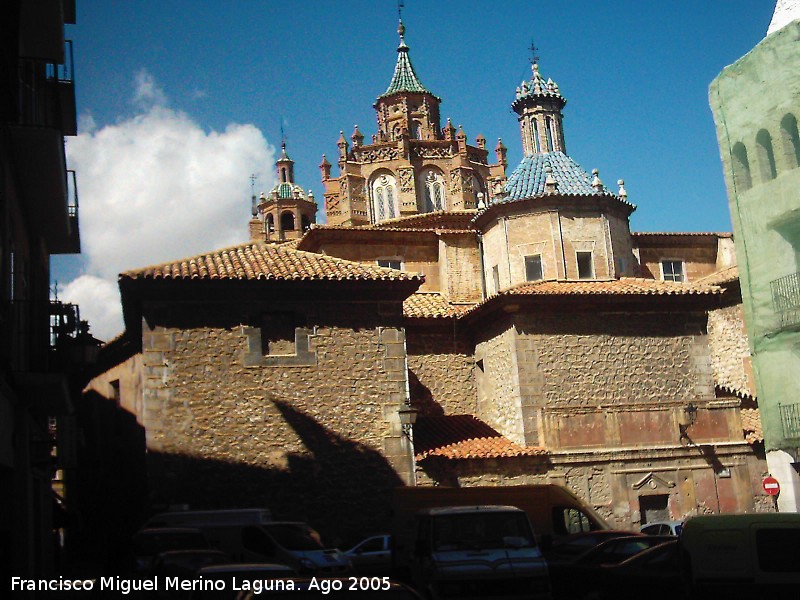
[120,242,424,282]
[741,408,763,444]
[503,151,613,200]
[380,23,434,98]
[413,415,547,461]
[370,210,478,231]
[632,231,733,238]
[512,62,564,108]
[498,278,720,298]
[403,293,475,319]
[695,266,739,286]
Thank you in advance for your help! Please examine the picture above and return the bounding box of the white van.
[680,513,800,597]
[144,510,350,575]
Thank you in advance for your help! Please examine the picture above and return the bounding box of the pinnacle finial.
[591,168,604,193]
[617,179,627,199]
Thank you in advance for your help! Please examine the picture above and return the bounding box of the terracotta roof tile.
[403,293,475,319]
[695,265,739,286]
[632,231,733,238]
[121,242,424,283]
[414,415,547,461]
[741,408,763,444]
[463,278,721,316]
[369,211,478,231]
[498,278,721,296]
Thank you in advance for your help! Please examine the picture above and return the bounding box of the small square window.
[524,255,543,281]
[577,252,594,279]
[661,260,684,282]
[261,312,296,355]
[377,259,402,270]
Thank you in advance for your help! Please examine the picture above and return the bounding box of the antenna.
[250,173,258,216]
[529,40,540,65]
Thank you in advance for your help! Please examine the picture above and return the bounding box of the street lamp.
[398,403,419,439]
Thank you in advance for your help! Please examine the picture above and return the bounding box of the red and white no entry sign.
[762,476,780,496]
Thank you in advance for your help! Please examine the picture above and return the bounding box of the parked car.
[190,563,296,600]
[151,549,231,598]
[592,540,680,600]
[130,527,210,574]
[640,520,683,536]
[344,534,391,574]
[545,530,642,564]
[550,535,674,599]
[242,577,424,599]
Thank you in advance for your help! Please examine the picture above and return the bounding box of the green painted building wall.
[710,19,800,510]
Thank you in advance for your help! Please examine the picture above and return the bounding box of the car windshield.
[134,532,206,555]
[263,524,325,551]
[432,512,535,551]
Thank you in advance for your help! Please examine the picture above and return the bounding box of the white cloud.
[60,70,274,341]
[60,275,123,342]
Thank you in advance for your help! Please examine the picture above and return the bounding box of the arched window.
[266,214,275,232]
[301,215,311,232]
[371,173,398,223]
[732,142,752,191]
[756,129,777,181]
[280,167,287,183]
[545,117,554,151]
[780,113,800,170]
[419,168,446,212]
[281,212,295,231]
[411,120,423,140]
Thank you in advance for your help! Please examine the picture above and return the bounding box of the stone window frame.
[660,259,685,282]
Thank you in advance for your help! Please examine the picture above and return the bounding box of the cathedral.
[86,18,764,545]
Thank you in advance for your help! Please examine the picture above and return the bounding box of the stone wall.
[474,322,524,444]
[707,303,753,396]
[128,299,414,543]
[439,234,483,303]
[406,324,477,416]
[515,312,710,410]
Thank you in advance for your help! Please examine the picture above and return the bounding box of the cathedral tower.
[250,143,317,242]
[512,62,567,156]
[321,20,507,226]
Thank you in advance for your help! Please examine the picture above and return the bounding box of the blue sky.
[55,1,775,340]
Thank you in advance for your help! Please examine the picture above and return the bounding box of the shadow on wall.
[144,398,404,548]
[74,389,148,571]
[409,369,445,417]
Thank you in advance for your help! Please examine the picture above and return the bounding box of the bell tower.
[373,20,442,142]
[511,61,567,156]
[251,142,317,242]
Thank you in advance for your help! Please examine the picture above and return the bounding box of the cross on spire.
[529,40,540,65]
[398,0,404,21]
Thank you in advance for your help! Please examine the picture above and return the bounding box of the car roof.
[418,505,525,516]
[196,563,294,574]
[134,527,205,536]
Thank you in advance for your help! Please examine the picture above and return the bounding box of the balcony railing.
[779,402,800,441]
[15,40,76,135]
[770,271,800,329]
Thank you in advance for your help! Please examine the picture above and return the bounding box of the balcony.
[770,271,800,330]
[779,402,800,441]
[14,40,76,135]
